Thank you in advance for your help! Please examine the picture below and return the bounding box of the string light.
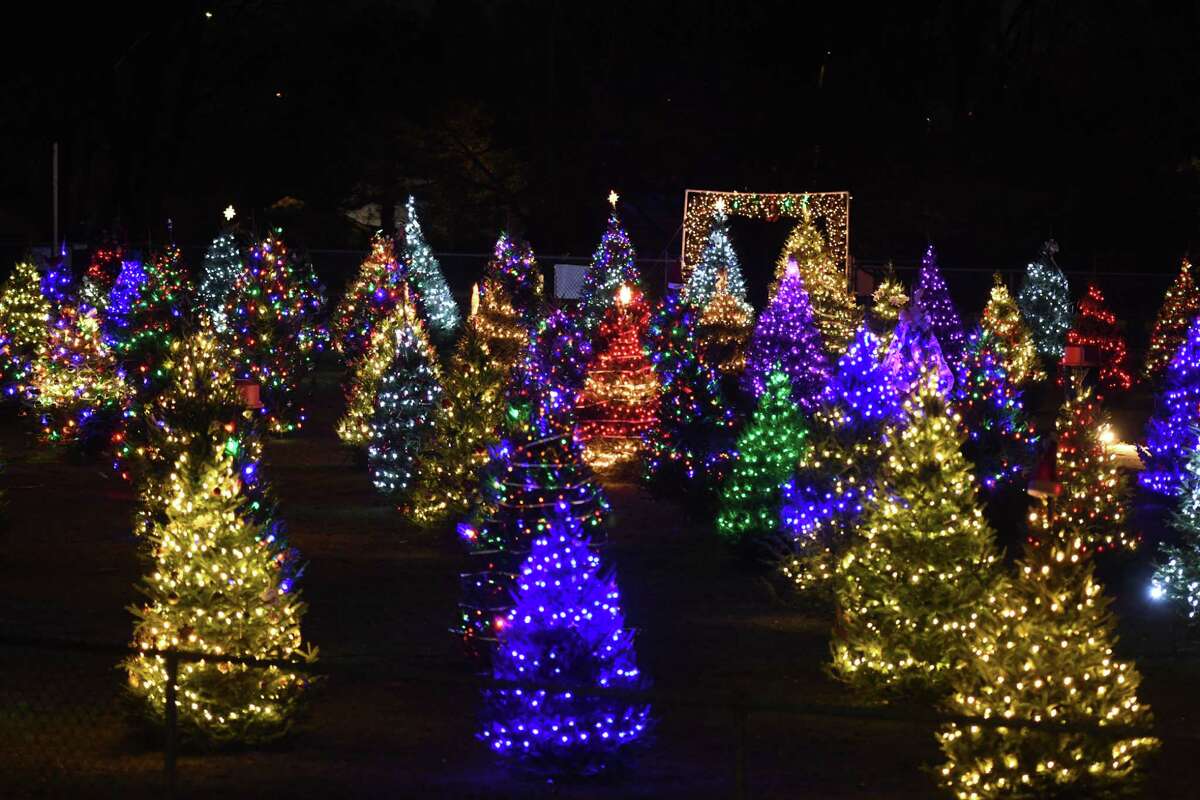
[1151,440,1200,623]
[870,262,908,331]
[1064,283,1132,392]
[1140,315,1200,495]
[681,204,748,309]
[912,245,965,363]
[882,296,954,395]
[1017,240,1072,363]
[696,271,754,378]
[0,260,50,399]
[330,232,404,363]
[578,197,641,334]
[980,273,1044,387]
[79,243,125,313]
[403,195,461,344]
[198,231,243,333]
[1144,258,1200,381]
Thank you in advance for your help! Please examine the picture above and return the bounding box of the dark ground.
[2,367,1198,799]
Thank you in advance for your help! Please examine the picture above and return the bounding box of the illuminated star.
[714,197,727,214]
[223,204,236,222]
[608,189,619,208]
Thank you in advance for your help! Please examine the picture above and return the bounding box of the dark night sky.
[3,1,1200,281]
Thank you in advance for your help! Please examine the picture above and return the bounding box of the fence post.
[734,695,748,800]
[165,650,179,800]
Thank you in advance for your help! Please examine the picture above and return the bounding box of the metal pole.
[734,697,748,800]
[52,142,59,249]
[164,651,179,799]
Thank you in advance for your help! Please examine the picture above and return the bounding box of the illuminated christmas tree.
[939,538,1158,798]
[773,204,859,353]
[486,232,544,325]
[223,230,326,434]
[106,246,190,401]
[1064,282,1132,392]
[697,270,754,379]
[980,273,1044,387]
[682,203,748,310]
[882,296,954,395]
[335,289,417,449]
[643,293,737,501]
[482,504,650,773]
[1017,240,1072,364]
[741,262,831,410]
[952,327,1037,491]
[331,232,403,364]
[472,277,528,366]
[716,369,809,543]
[780,325,902,596]
[403,195,460,344]
[831,373,1003,697]
[39,248,73,308]
[1140,315,1200,495]
[1032,377,1134,553]
[869,263,907,333]
[1151,441,1200,625]
[912,245,964,363]
[125,443,315,743]
[576,286,658,471]
[1144,257,1200,382]
[198,231,243,332]
[0,260,50,397]
[367,301,441,500]
[79,243,125,312]
[578,193,640,335]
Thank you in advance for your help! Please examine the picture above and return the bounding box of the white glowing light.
[223,205,236,222]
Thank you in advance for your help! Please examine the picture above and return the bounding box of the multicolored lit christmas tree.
[1064,282,1132,392]
[741,262,831,410]
[576,286,659,471]
[403,195,460,344]
[882,295,954,395]
[716,369,809,543]
[831,372,1003,697]
[0,260,50,398]
[198,228,243,332]
[486,232,544,325]
[79,243,125,312]
[980,272,1044,387]
[682,202,748,310]
[952,327,1037,491]
[1140,314,1200,495]
[1151,441,1200,625]
[772,203,859,354]
[869,262,908,333]
[697,271,754,379]
[911,245,964,363]
[578,192,640,335]
[1144,257,1200,382]
[331,232,404,364]
[1017,240,1072,364]
[125,442,315,743]
[106,245,190,401]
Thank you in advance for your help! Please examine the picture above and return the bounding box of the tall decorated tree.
[716,369,809,544]
[0,260,50,397]
[1017,240,1072,364]
[780,324,903,596]
[403,195,460,344]
[882,296,954,395]
[741,262,831,411]
[578,192,640,335]
[1144,257,1200,382]
[939,537,1158,798]
[1032,376,1134,553]
[366,299,442,501]
[643,293,737,501]
[576,286,659,471]
[1064,282,1132,392]
[697,270,754,379]
[772,203,859,354]
[952,327,1038,491]
[1151,442,1200,626]
[869,262,908,334]
[198,220,244,332]
[125,443,315,743]
[79,243,125,312]
[980,272,1044,387]
[682,202,749,310]
[831,372,1004,697]
[330,232,404,364]
[223,230,326,434]
[1140,314,1200,495]
[911,245,964,364]
[482,505,650,773]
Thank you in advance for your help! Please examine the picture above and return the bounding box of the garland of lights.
[681,203,748,309]
[1140,314,1200,495]
[696,271,754,378]
[980,273,1044,387]
[403,195,461,344]
[1064,282,1132,392]
[1144,258,1200,382]
[1017,240,1072,363]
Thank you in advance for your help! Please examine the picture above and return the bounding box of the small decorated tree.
[1151,441,1200,626]
[79,243,125,312]
[487,232,544,325]
[869,262,907,333]
[1144,257,1200,382]
[403,195,460,344]
[336,289,417,449]
[682,203,749,310]
[882,295,954,395]
[1140,315,1200,495]
[697,271,754,379]
[125,443,315,743]
[482,504,650,773]
[578,193,640,334]
[831,372,1004,697]
[912,245,964,363]
[1017,240,1072,364]
[0,260,50,395]
[198,231,243,332]
[39,249,73,308]
[772,204,859,353]
[741,262,831,410]
[576,287,659,471]
[1064,282,1132,392]
[939,537,1158,798]
[716,369,809,543]
[980,273,1044,387]
[331,232,404,364]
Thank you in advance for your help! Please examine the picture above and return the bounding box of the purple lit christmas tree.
[481,504,650,774]
[912,245,964,363]
[883,292,954,396]
[740,261,831,411]
[1141,316,1200,495]
[578,193,641,334]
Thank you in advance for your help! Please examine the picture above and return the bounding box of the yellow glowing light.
[608,189,619,208]
[617,284,632,305]
[223,204,236,222]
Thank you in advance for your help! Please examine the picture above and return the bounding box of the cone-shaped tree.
[1018,240,1072,364]
[1151,440,1200,625]
[717,369,809,543]
[682,205,749,310]
[336,288,417,449]
[742,263,831,410]
[870,262,908,333]
[403,195,460,344]
[1140,315,1200,495]
[107,245,191,401]
[938,538,1158,799]
[79,243,125,312]
[125,443,315,743]
[980,273,1044,387]
[198,231,243,332]
[330,232,403,363]
[482,504,651,773]
[1144,257,1200,382]
[697,270,754,379]
[772,204,859,353]
[831,372,1004,697]
[0,260,50,396]
[882,295,954,395]
[39,250,73,308]
[486,232,544,325]
[578,196,640,334]
[1064,283,1132,392]
[912,245,965,363]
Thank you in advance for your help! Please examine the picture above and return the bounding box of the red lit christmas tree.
[1063,283,1131,392]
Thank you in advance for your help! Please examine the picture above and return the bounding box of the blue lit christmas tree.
[912,244,964,363]
[481,503,650,774]
[1017,240,1072,363]
[39,246,73,308]
[882,294,954,396]
[681,203,748,310]
[1141,315,1200,495]
[578,192,640,334]
[403,195,460,344]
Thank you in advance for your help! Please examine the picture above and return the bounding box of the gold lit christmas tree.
[772,204,859,354]
[1144,257,1200,382]
[696,270,754,377]
[981,273,1044,387]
